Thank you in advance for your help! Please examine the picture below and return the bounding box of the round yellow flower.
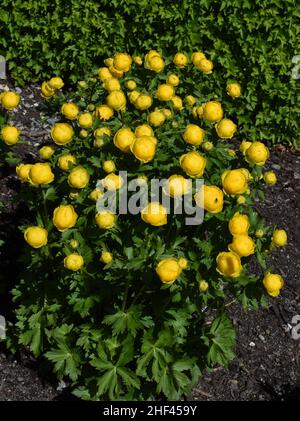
[192,52,206,66]
[109,65,124,79]
[195,185,224,213]
[1,91,20,110]
[147,110,165,127]
[229,212,250,236]
[53,205,78,232]
[106,90,126,111]
[173,53,188,68]
[183,124,205,145]
[16,164,32,182]
[29,163,54,185]
[58,154,76,171]
[131,135,157,163]
[161,108,173,119]
[39,145,55,160]
[164,175,191,198]
[98,67,112,81]
[89,188,103,201]
[51,123,74,145]
[41,82,55,98]
[202,101,223,123]
[222,169,248,196]
[104,58,113,67]
[156,84,174,101]
[180,151,206,177]
[24,226,48,248]
[240,140,252,155]
[125,80,137,90]
[128,90,140,104]
[156,258,182,284]
[103,160,116,173]
[100,251,113,264]
[229,235,256,257]
[135,93,153,110]
[61,102,79,120]
[78,112,93,129]
[263,171,277,186]
[141,202,167,226]
[236,195,246,205]
[255,229,264,238]
[135,124,154,138]
[1,126,20,146]
[167,74,180,87]
[178,257,188,269]
[95,211,116,229]
[196,58,213,74]
[104,77,121,93]
[201,141,214,152]
[146,55,165,72]
[48,77,64,90]
[102,173,124,191]
[272,229,287,247]
[263,273,284,297]
[134,56,143,65]
[246,141,269,166]
[70,239,79,248]
[227,83,241,98]
[171,95,183,110]
[197,104,205,118]
[216,251,242,277]
[199,280,209,292]
[68,166,89,189]
[94,127,112,140]
[64,254,84,271]
[113,53,132,72]
[95,105,114,121]
[114,127,135,153]
[185,95,196,106]
[216,118,237,139]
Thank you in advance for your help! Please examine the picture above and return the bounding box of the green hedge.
[0,0,299,146]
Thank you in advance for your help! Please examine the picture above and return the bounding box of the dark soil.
[0,81,300,401]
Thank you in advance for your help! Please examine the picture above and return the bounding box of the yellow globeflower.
[102,173,124,191]
[104,58,113,67]
[229,235,256,257]
[263,171,277,186]
[222,169,248,196]
[113,53,132,72]
[125,80,137,90]
[216,251,242,278]
[202,141,214,151]
[228,212,250,236]
[216,119,237,139]
[164,175,191,198]
[167,74,180,87]
[29,163,54,185]
[98,67,112,82]
[227,83,242,98]
[246,141,269,166]
[109,65,124,79]
[199,280,209,292]
[1,91,20,110]
[51,123,74,145]
[53,205,78,232]
[114,127,135,153]
[185,95,197,106]
[130,135,157,163]
[24,226,48,248]
[135,124,154,138]
[61,102,79,120]
[103,160,116,173]
[272,229,287,247]
[202,101,223,122]
[68,166,90,189]
[128,90,140,104]
[146,55,165,73]
[16,164,32,182]
[192,52,206,66]
[48,77,64,90]
[106,90,126,111]
[95,211,117,229]
[100,251,113,264]
[178,257,188,269]
[95,105,114,121]
[171,95,183,110]
[183,124,205,145]
[263,273,284,297]
[64,254,84,271]
[156,84,174,101]
[240,140,252,155]
[173,53,188,68]
[58,154,77,171]
[89,188,103,202]
[41,82,56,98]
[78,112,93,129]
[135,93,153,110]
[1,126,20,146]
[180,151,206,177]
[141,202,168,226]
[195,185,224,213]
[39,145,55,160]
[104,77,121,93]
[156,258,182,284]
[147,110,165,127]
[197,104,205,118]
[134,56,143,65]
[196,58,213,74]
[161,108,173,119]
[94,127,112,139]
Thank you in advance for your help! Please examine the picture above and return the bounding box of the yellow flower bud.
[24,226,48,248]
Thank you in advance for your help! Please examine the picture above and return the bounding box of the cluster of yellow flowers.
[4,50,287,298]
[0,91,20,145]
